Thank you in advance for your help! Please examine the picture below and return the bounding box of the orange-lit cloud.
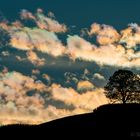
[66,35,140,67]
[0,71,108,125]
[20,9,67,33]
[20,9,36,20]
[1,8,140,126]
[50,84,108,111]
[88,23,120,45]
[77,80,94,91]
[26,51,45,66]
[10,27,66,57]
[0,11,140,68]
[0,71,48,124]
[120,23,140,48]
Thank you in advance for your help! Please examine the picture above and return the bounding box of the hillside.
[1,104,140,138]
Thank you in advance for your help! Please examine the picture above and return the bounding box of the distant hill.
[1,104,140,138]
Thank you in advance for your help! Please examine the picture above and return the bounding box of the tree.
[104,70,140,104]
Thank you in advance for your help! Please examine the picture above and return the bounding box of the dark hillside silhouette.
[1,70,140,139]
[1,104,140,138]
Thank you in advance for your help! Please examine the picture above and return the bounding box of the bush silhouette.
[104,69,140,104]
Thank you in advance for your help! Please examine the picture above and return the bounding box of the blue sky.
[0,0,140,30]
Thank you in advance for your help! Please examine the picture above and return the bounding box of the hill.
[1,104,140,138]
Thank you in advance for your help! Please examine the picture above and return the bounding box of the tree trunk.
[122,95,126,104]
[122,99,126,104]
[121,90,126,104]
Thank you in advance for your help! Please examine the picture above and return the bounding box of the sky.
[1,0,140,29]
[0,0,140,125]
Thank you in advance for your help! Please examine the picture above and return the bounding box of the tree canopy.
[104,70,140,104]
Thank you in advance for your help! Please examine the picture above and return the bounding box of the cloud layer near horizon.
[0,71,108,125]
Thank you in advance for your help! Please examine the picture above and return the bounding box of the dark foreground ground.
[1,104,140,139]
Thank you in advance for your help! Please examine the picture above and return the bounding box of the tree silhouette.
[104,70,140,104]
[0,27,11,47]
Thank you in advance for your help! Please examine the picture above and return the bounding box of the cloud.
[42,73,51,84]
[88,23,101,35]
[0,71,108,125]
[50,84,108,111]
[32,69,40,75]
[77,80,95,92]
[0,71,47,93]
[26,51,45,66]
[15,55,26,61]
[92,73,106,87]
[0,71,48,124]
[10,27,66,57]
[120,23,140,48]
[47,11,55,18]
[93,73,105,81]
[66,35,96,60]
[12,20,23,28]
[20,9,67,33]
[66,35,140,68]
[1,8,140,125]
[0,21,10,31]
[0,10,140,68]
[1,66,8,74]
[1,51,10,56]
[20,9,36,20]
[88,23,120,45]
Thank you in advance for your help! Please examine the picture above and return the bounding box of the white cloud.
[88,23,120,45]
[0,11,140,68]
[10,27,66,57]
[77,80,95,92]
[20,9,67,33]
[93,73,105,81]
[0,71,108,125]
[66,35,140,68]
[26,51,45,66]
[50,84,108,111]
